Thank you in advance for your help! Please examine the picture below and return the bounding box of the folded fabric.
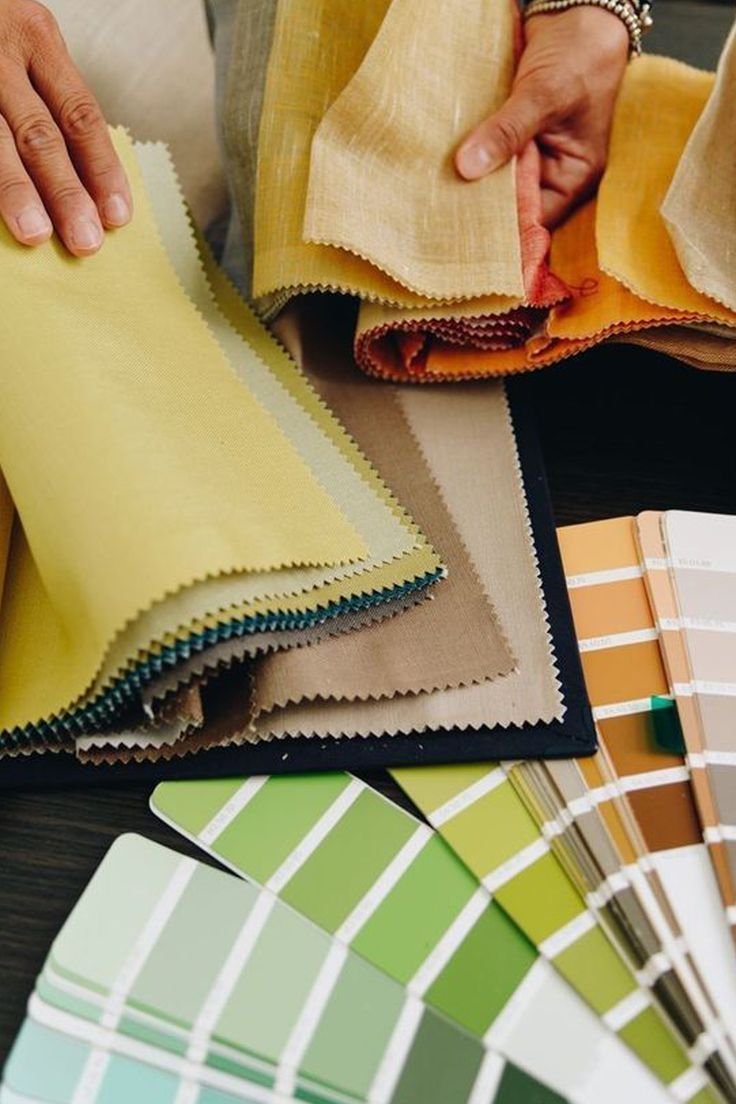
[239,0,736,382]
[249,298,513,722]
[252,378,563,740]
[0,130,442,756]
[661,21,736,313]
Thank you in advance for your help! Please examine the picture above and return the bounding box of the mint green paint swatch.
[131,863,254,1029]
[10,834,516,1104]
[96,1054,178,1104]
[301,954,406,1098]
[4,1020,88,1104]
[214,901,331,1061]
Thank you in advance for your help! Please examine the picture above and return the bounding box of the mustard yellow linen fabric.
[662,21,736,313]
[596,56,736,323]
[303,0,523,301]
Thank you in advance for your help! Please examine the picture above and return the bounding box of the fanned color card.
[152,775,712,1103]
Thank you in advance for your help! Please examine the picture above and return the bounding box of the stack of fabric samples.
[0,129,594,783]
[5,510,736,1101]
[221,0,736,381]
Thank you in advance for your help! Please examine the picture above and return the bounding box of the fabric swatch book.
[216,0,736,382]
[0,131,594,786]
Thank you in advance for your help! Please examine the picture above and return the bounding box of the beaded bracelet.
[523,0,653,55]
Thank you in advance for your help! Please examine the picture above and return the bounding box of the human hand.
[455,7,629,228]
[0,0,131,255]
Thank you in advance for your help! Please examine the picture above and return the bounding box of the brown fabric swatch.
[140,585,427,708]
[250,298,513,717]
[251,375,562,740]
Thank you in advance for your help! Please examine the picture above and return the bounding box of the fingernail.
[16,206,52,243]
[101,193,130,227]
[457,143,495,180]
[71,217,103,252]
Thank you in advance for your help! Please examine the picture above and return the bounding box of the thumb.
[455,89,547,180]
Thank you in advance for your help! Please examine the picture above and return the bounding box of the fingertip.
[100,192,132,229]
[455,142,493,181]
[14,206,53,246]
[65,215,104,256]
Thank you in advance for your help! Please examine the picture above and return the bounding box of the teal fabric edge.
[1,568,443,753]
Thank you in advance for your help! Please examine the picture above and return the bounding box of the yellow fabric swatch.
[597,55,736,324]
[0,128,367,732]
[303,0,523,301]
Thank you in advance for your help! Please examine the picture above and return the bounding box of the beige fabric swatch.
[253,0,520,311]
[612,327,736,373]
[140,587,427,708]
[662,20,736,313]
[252,381,563,740]
[76,683,205,762]
[250,301,514,715]
[303,0,523,302]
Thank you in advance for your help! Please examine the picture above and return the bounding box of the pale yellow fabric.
[662,21,736,313]
[303,0,523,301]
[0,129,373,733]
[253,381,563,740]
[597,56,736,325]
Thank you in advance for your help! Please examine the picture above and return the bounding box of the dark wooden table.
[1,343,734,1062]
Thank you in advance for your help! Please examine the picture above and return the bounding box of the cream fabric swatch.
[303,0,523,302]
[250,304,514,715]
[253,0,521,311]
[252,381,563,739]
[596,56,736,324]
[662,21,736,313]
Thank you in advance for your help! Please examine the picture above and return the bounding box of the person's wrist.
[524,1,647,57]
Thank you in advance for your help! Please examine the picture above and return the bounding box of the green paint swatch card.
[4,834,568,1104]
[150,776,690,1104]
